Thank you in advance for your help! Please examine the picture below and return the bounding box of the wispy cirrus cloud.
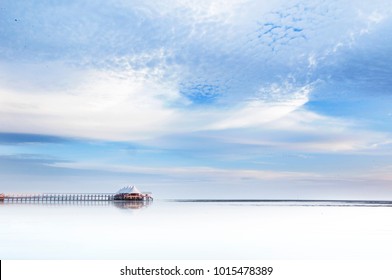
[48,160,319,182]
[2,0,392,197]
[0,60,313,141]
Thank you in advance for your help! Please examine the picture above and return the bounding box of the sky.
[1,0,392,199]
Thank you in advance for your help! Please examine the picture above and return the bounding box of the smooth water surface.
[1,200,392,259]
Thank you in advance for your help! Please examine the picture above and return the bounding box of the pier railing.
[1,193,116,202]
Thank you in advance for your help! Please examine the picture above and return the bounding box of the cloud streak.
[0,61,314,142]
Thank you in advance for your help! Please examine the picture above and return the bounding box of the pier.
[0,186,153,203]
[0,193,116,202]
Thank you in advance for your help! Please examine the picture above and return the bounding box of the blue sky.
[1,0,392,199]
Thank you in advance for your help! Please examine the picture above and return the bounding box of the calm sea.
[1,200,392,259]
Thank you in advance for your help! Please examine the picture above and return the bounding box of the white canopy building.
[116,185,141,194]
[114,185,152,201]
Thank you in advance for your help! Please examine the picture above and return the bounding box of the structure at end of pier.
[114,185,153,201]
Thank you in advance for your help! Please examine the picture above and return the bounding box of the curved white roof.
[116,185,141,194]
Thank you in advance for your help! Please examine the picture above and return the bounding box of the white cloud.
[0,60,314,141]
[360,165,392,181]
[205,84,311,130]
[0,63,181,141]
[208,110,391,153]
[1,61,388,155]
[1,0,391,156]
[48,160,318,181]
[48,157,392,186]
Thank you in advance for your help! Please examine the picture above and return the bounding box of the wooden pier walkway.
[1,193,116,202]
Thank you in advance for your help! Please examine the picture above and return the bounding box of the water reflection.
[113,200,152,210]
[1,200,392,259]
